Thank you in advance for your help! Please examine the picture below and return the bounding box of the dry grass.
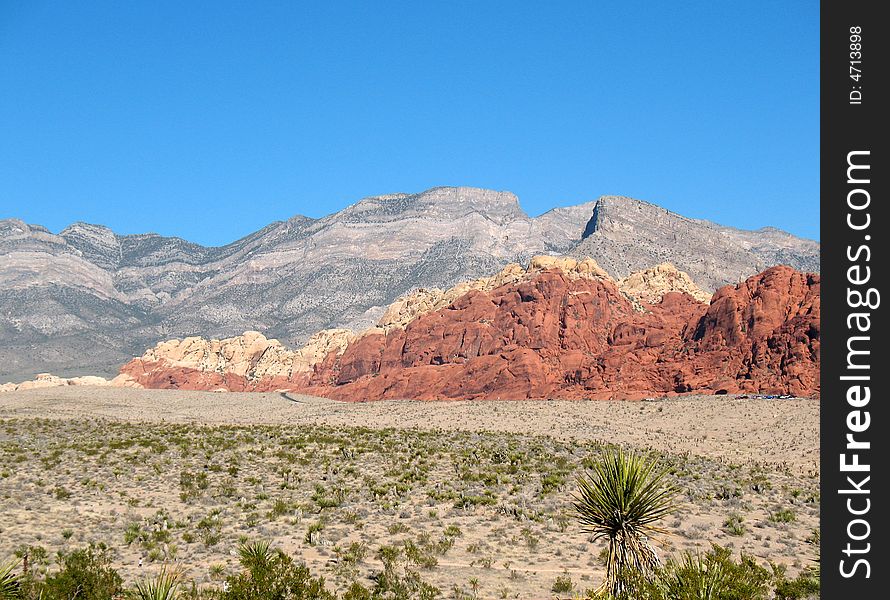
[0,387,819,598]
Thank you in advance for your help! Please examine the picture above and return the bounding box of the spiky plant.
[657,552,729,599]
[0,560,23,600]
[650,545,774,600]
[237,540,274,572]
[573,447,678,597]
[129,566,183,600]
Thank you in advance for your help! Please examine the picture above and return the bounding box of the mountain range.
[0,186,819,381]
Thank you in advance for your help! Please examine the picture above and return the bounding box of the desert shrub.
[442,525,462,539]
[237,540,274,572]
[769,508,796,524]
[403,540,437,569]
[773,568,820,600]
[454,493,495,509]
[655,545,773,599]
[341,582,372,600]
[179,470,209,501]
[722,514,746,536]
[39,543,124,600]
[540,471,567,495]
[129,566,183,600]
[605,544,773,600]
[368,545,440,600]
[222,541,336,600]
[335,542,367,567]
[551,572,574,593]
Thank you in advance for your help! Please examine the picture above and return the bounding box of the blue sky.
[0,1,819,245]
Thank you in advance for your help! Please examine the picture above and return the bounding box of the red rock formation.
[303,265,819,400]
[117,265,819,400]
[678,266,820,396]
[116,358,309,392]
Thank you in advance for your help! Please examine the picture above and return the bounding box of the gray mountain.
[568,196,820,290]
[0,187,818,381]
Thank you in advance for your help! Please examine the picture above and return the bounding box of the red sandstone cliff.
[116,263,819,400]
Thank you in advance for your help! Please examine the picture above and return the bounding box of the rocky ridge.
[1,187,818,380]
[570,196,819,290]
[113,257,613,391]
[112,260,819,399]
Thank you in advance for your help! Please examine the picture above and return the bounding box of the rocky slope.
[1,187,818,380]
[618,263,712,305]
[570,196,820,290]
[114,261,819,399]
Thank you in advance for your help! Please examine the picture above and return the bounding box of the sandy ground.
[0,387,819,598]
[0,387,818,473]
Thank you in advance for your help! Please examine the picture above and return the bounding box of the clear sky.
[0,1,819,246]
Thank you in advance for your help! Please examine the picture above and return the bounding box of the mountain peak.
[582,195,695,239]
[571,195,819,290]
[339,186,524,224]
[59,222,121,269]
[60,221,115,236]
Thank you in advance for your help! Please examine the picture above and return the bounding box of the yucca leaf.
[573,447,679,597]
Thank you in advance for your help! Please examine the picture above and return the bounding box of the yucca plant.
[573,448,678,597]
[1,560,23,600]
[237,540,274,572]
[129,566,183,600]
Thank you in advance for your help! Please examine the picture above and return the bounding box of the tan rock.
[618,263,712,306]
[110,373,142,388]
[2,373,111,391]
[16,373,67,390]
[528,255,611,280]
[131,327,356,384]
[67,375,111,386]
[295,328,355,366]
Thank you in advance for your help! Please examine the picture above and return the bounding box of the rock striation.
[1,187,818,381]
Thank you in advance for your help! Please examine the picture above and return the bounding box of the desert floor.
[0,387,819,598]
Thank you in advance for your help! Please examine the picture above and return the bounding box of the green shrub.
[608,544,773,600]
[551,572,574,593]
[40,543,124,600]
[369,545,440,600]
[129,566,183,600]
[222,542,335,600]
[773,570,820,600]
[768,508,796,524]
[574,448,678,597]
[723,514,746,536]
